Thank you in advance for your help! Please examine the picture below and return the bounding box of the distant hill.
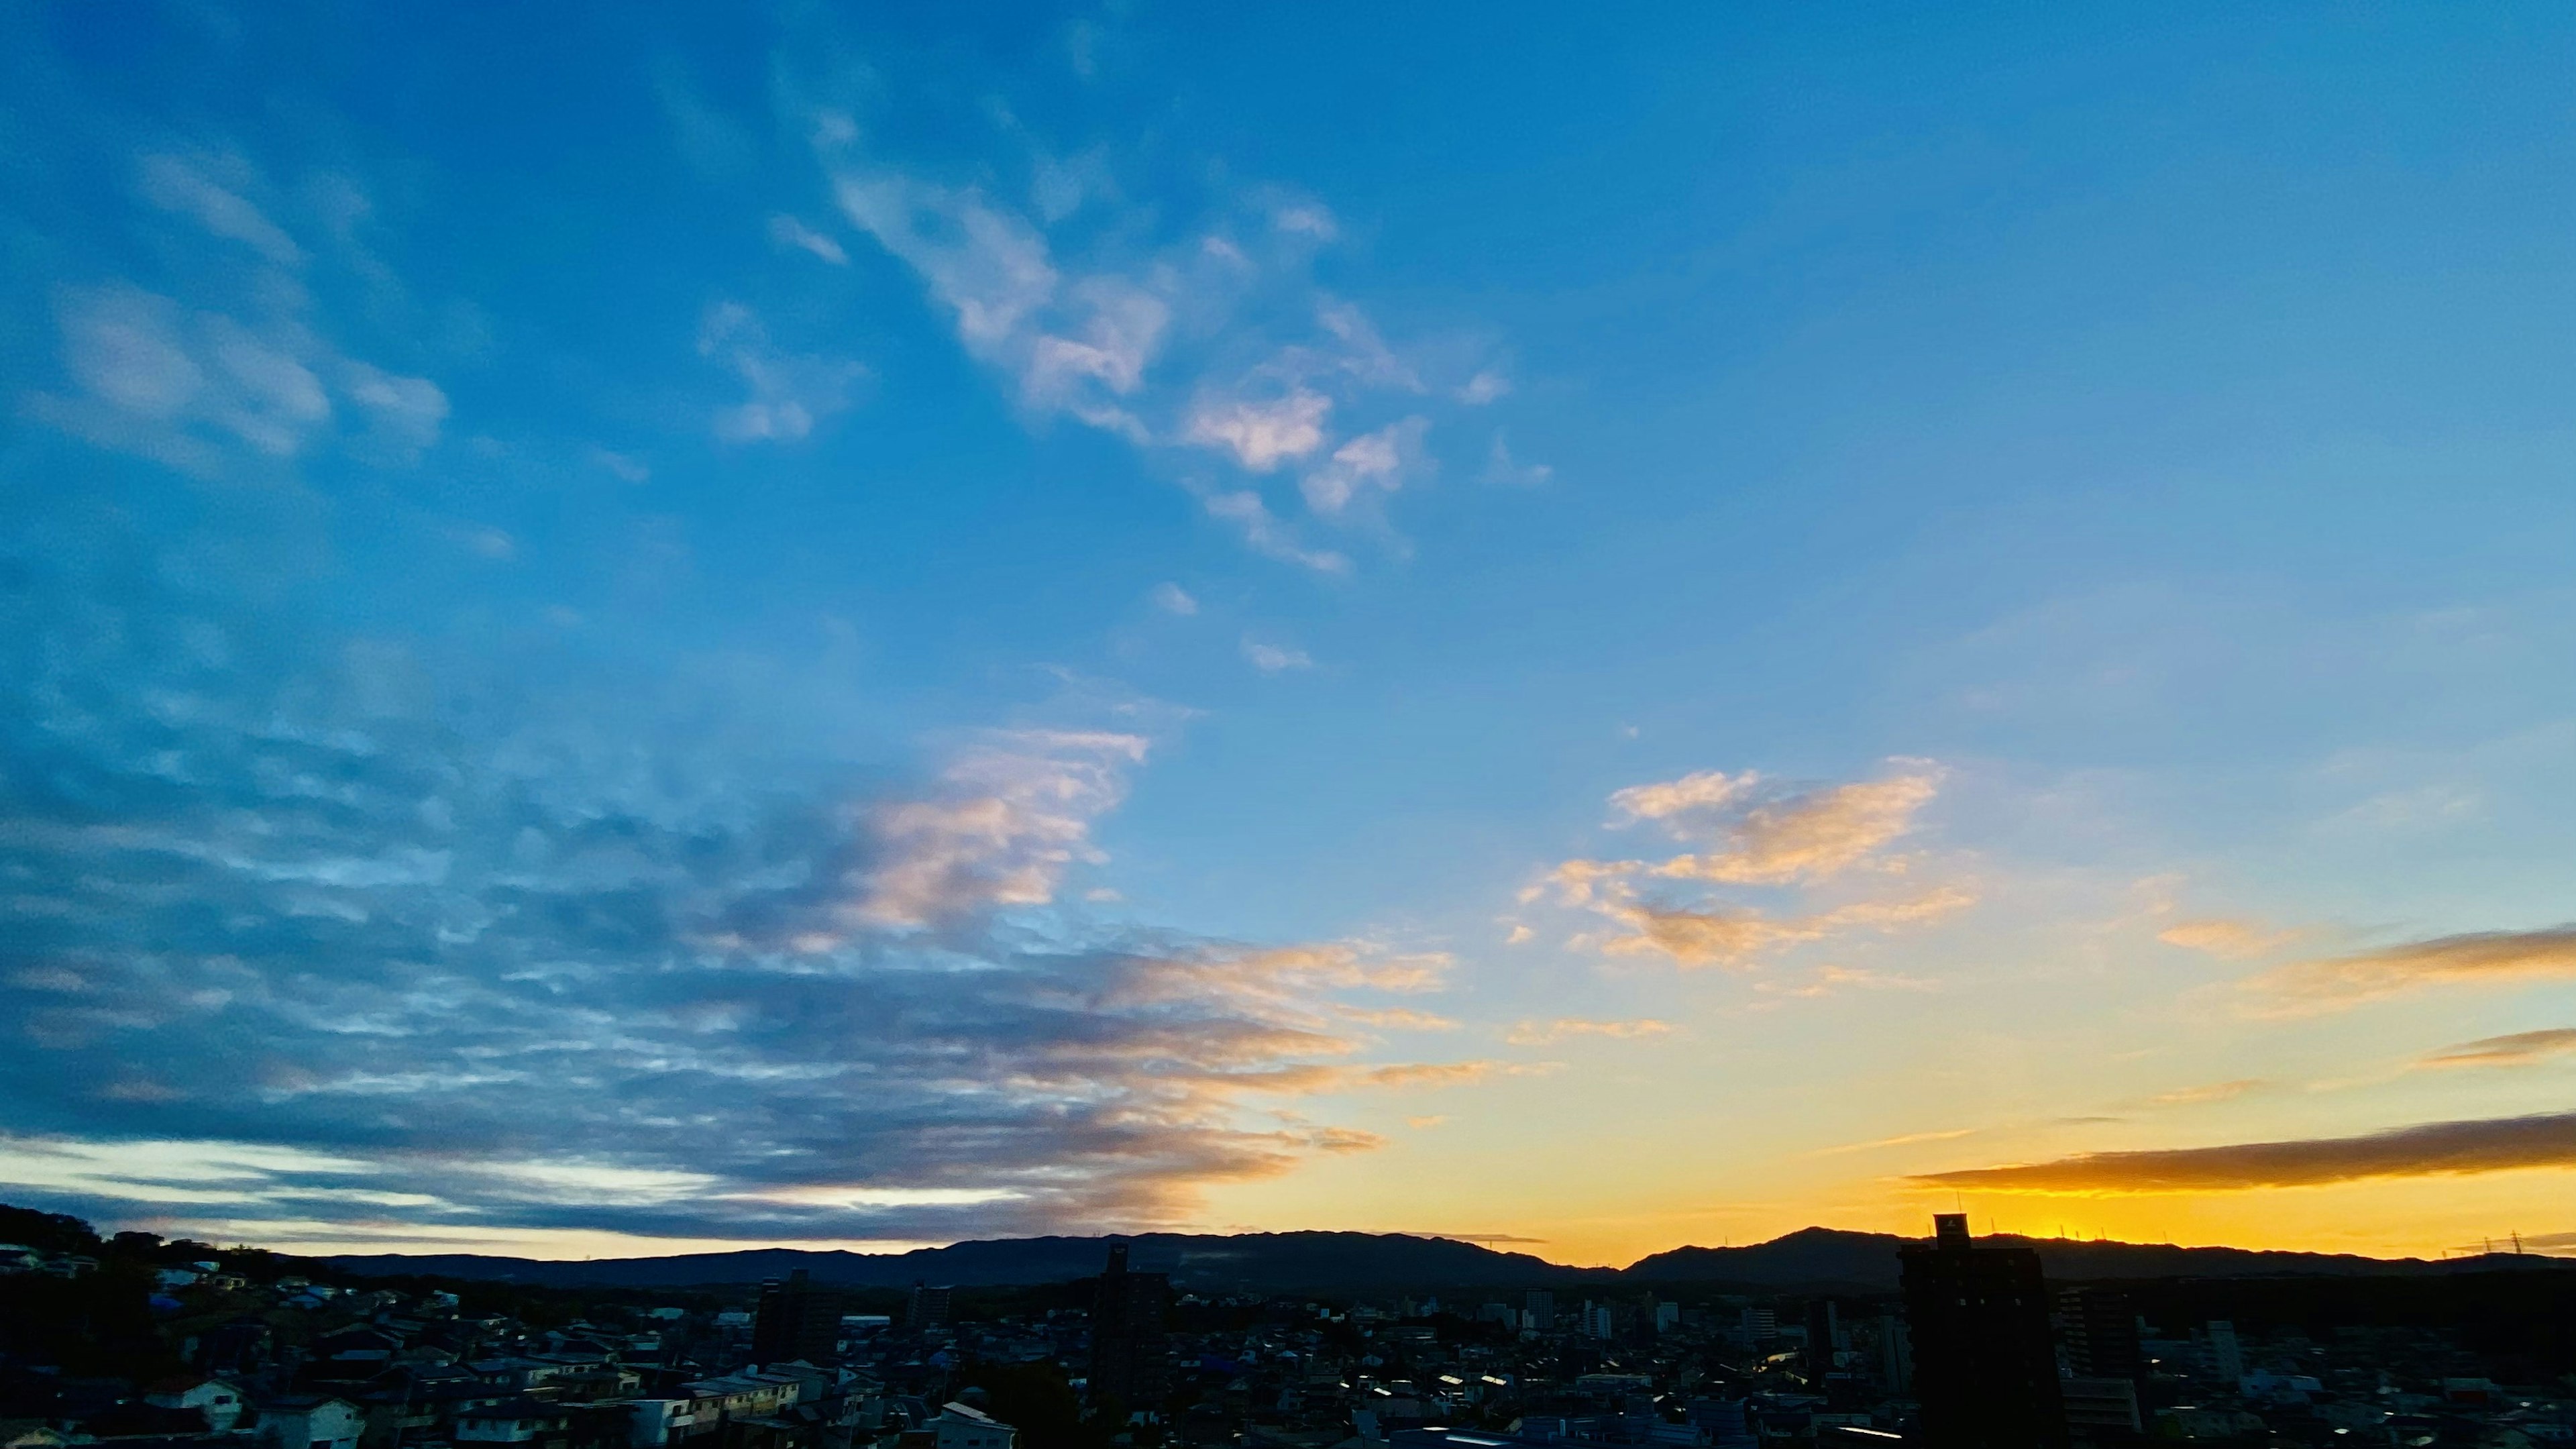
[329,1224,2573,1293]
[329,1230,1604,1291]
[1621,1226,2571,1291]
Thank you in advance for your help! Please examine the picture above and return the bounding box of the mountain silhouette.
[329,1225,2569,1292]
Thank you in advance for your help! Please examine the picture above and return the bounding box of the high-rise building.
[753,1269,845,1365]
[2056,1288,2142,1383]
[908,1281,954,1331]
[1805,1298,1847,1368]
[1899,1214,2067,1449]
[1579,1301,1617,1340]
[1875,1313,1913,1393]
[2202,1321,2243,1382]
[1524,1289,1556,1332]
[1525,1289,1556,1332]
[1088,1244,1171,1411]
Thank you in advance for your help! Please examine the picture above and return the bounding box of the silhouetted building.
[1087,1244,1170,1411]
[1805,1298,1847,1371]
[1876,1312,1913,1393]
[1900,1214,2066,1449]
[2056,1287,2141,1384]
[1524,1290,1555,1332]
[907,1282,953,1332]
[754,1270,845,1365]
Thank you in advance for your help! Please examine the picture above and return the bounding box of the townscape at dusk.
[4,1,2576,1444]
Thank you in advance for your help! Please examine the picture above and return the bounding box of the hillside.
[329,1225,2573,1293]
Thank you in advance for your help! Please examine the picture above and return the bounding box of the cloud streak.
[1911,1111,2576,1194]
[2242,927,2576,1012]
[2414,1028,2576,1069]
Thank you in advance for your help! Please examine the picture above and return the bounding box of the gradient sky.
[5,1,2576,1267]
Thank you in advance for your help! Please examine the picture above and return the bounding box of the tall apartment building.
[1088,1244,1171,1411]
[1899,1214,2068,1449]
[752,1269,845,1366]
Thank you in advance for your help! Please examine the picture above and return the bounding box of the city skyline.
[3,3,2576,1268]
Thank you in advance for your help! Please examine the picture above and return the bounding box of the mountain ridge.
[327,1225,2572,1292]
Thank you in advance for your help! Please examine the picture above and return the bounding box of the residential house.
[145,1377,246,1432]
[259,1396,364,1449]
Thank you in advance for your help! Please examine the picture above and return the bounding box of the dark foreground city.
[4,1205,2571,1449]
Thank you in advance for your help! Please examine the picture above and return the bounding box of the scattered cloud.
[799,108,1514,569]
[1755,963,1942,999]
[1340,1007,1460,1032]
[1483,433,1552,486]
[1588,888,1974,971]
[1505,1018,1674,1046]
[2157,918,2296,959]
[1617,765,1944,885]
[2144,1079,2266,1107]
[1300,417,1430,521]
[1405,1116,1448,1130]
[2242,927,2576,1014]
[1242,639,1313,673]
[588,447,651,483]
[29,279,447,474]
[768,214,849,265]
[1186,390,1332,471]
[699,301,865,443]
[1194,487,1350,574]
[137,152,303,266]
[1353,1061,1556,1090]
[1811,1127,1979,1157]
[2414,1028,2576,1070]
[854,730,1147,930]
[1910,1110,2576,1193]
[1542,763,1964,969]
[1150,582,1199,616]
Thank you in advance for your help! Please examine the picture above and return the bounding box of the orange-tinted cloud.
[1597,888,1974,969]
[1547,763,1963,968]
[1909,1110,2576,1194]
[2156,918,2295,959]
[1607,765,1941,885]
[2242,927,2576,1012]
[1504,1018,1674,1046]
[2414,1028,2576,1069]
[2145,1079,2265,1106]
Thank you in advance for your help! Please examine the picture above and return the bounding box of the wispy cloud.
[1504,1018,1673,1046]
[2157,917,2297,959]
[1187,390,1331,471]
[1540,763,1965,969]
[1910,1110,2576,1193]
[2414,1028,2576,1070]
[796,94,1511,569]
[853,731,1147,930]
[2143,1078,2266,1107]
[26,150,451,476]
[699,302,865,443]
[2241,926,2576,1013]
[1149,582,1199,616]
[1811,1127,1979,1157]
[768,213,849,265]
[1615,765,1944,885]
[1242,639,1313,673]
[136,152,303,266]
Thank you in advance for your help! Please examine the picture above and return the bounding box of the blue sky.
[4,1,2575,1262]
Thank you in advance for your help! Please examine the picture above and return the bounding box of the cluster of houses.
[6,1234,2574,1449]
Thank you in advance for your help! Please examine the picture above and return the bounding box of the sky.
[3,1,2575,1269]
